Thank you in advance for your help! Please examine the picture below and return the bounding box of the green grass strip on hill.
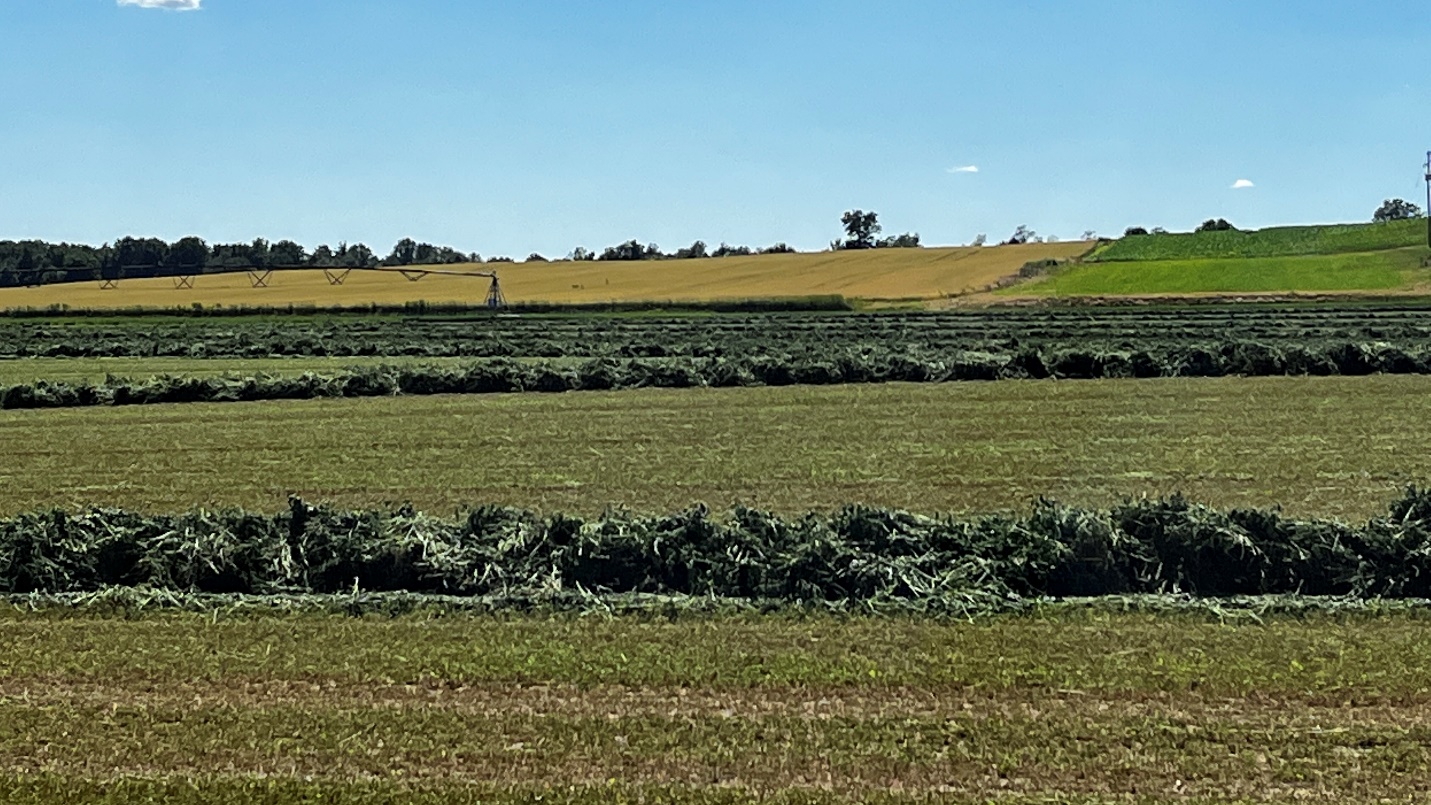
[1017,248,1423,296]
[1092,217,1427,261]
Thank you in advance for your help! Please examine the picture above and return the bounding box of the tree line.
[0,237,479,288]
[0,210,923,288]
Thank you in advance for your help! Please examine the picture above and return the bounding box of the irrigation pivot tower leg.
[486,274,505,309]
[1425,151,1431,248]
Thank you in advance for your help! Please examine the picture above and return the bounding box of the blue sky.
[1,1,1428,257]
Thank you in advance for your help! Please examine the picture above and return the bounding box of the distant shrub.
[1373,198,1423,223]
[712,243,753,258]
[1196,218,1237,233]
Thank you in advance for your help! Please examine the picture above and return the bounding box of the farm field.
[1009,247,1429,297]
[11,304,1431,360]
[3,610,1431,802]
[0,241,1090,311]
[985,218,1431,299]
[1090,217,1427,262]
[2,376,1428,520]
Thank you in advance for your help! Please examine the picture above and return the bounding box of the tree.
[568,247,595,262]
[1373,198,1424,223]
[247,238,272,268]
[712,243,752,258]
[599,240,662,261]
[1004,225,1036,245]
[526,253,549,263]
[840,210,881,249]
[166,237,209,270]
[878,233,921,248]
[336,242,377,267]
[673,240,708,259]
[1124,226,1149,237]
[386,238,419,266]
[269,239,307,267]
[971,234,987,247]
[759,243,796,254]
[1196,218,1236,232]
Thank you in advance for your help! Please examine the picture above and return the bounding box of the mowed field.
[3,376,1428,520]
[0,242,1090,310]
[5,610,1431,802]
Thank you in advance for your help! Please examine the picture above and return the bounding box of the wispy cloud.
[947,165,979,174]
[1231,178,1255,189]
[118,0,202,10]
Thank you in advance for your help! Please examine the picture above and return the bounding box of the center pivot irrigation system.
[98,265,506,308]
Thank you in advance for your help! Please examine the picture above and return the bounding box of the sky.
[1,1,1429,257]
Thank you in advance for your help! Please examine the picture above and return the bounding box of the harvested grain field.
[0,242,1089,311]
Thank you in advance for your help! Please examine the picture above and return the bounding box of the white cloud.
[948,165,979,174]
[118,0,202,9]
[1231,179,1255,189]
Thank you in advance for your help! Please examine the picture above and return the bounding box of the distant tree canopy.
[840,210,881,249]
[0,230,812,289]
[1373,198,1424,223]
[835,210,920,250]
[578,239,798,263]
[1196,218,1237,233]
[1003,225,1039,245]
[0,235,481,288]
[1124,226,1150,237]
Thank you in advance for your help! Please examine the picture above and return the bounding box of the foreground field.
[2,376,1428,519]
[0,242,1089,311]
[2,610,1430,802]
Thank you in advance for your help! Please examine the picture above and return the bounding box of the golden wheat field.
[0,242,1090,310]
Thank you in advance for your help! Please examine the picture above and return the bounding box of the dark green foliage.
[6,490,1431,606]
[1373,198,1423,223]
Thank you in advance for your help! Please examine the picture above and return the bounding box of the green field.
[3,376,1429,520]
[2,609,1429,802]
[1091,217,1428,262]
[1011,247,1426,296]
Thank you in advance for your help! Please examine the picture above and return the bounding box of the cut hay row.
[5,489,1431,609]
[5,341,1431,409]
[7,304,1431,361]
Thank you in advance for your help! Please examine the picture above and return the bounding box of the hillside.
[1091,218,1426,262]
[1012,248,1428,297]
[0,242,1090,311]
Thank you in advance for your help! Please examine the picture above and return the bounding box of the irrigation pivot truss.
[95,264,506,308]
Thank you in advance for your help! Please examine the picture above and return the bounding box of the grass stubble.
[1,375,1428,520]
[1,610,1430,802]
